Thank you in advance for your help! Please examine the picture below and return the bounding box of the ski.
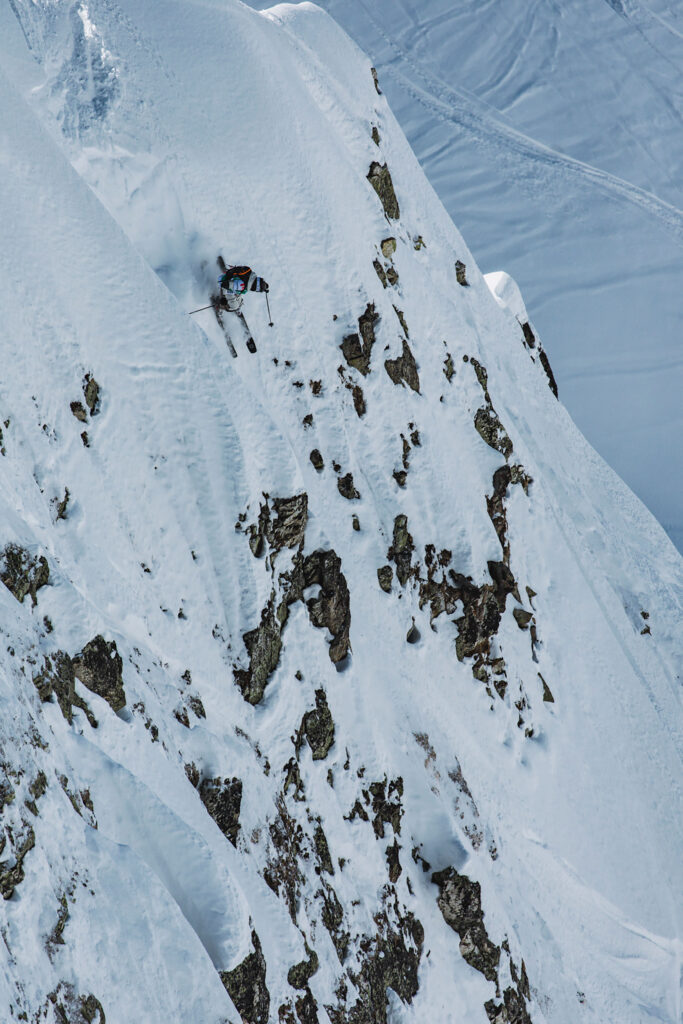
[211,295,238,358]
[235,309,257,354]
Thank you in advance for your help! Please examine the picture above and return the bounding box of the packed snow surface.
[246,0,683,553]
[0,2,681,1024]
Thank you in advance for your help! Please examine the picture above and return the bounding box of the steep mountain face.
[0,3,681,1024]
[252,0,683,553]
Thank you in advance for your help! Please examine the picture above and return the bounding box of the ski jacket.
[220,266,269,294]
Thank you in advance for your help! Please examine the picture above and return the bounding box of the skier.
[218,265,269,311]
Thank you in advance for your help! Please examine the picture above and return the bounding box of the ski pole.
[265,292,274,327]
[188,303,214,315]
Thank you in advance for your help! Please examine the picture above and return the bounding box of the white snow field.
[245,0,683,554]
[0,2,681,1024]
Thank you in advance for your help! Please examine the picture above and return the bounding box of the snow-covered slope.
[250,0,683,553]
[0,2,681,1024]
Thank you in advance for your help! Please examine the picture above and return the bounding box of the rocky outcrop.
[474,407,513,459]
[83,373,101,415]
[288,946,319,990]
[431,867,500,982]
[340,304,379,377]
[0,544,49,605]
[303,550,351,664]
[455,260,469,286]
[36,984,105,1024]
[384,340,420,393]
[538,348,558,398]
[367,162,400,220]
[234,595,283,705]
[199,776,242,846]
[337,473,360,500]
[332,903,423,1024]
[387,515,414,586]
[377,565,393,593]
[72,635,126,713]
[32,651,97,727]
[302,689,335,761]
[0,826,35,900]
[221,930,270,1024]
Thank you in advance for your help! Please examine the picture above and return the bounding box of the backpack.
[220,265,252,294]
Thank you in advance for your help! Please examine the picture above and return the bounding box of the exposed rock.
[351,384,366,417]
[0,544,49,606]
[234,595,283,704]
[386,840,402,882]
[443,353,455,381]
[72,635,126,713]
[340,304,379,377]
[344,906,423,1024]
[313,823,334,875]
[387,515,414,586]
[384,340,420,393]
[455,260,469,286]
[485,985,533,1024]
[81,994,106,1023]
[39,984,105,1024]
[0,826,35,900]
[367,162,400,220]
[513,607,533,630]
[302,689,335,761]
[288,947,319,990]
[393,469,407,488]
[33,651,97,727]
[199,776,242,846]
[337,473,360,500]
[295,988,319,1024]
[248,494,309,560]
[393,306,409,337]
[371,125,380,146]
[385,265,399,287]
[539,673,555,703]
[320,883,349,962]
[221,930,270,1024]
[270,494,309,552]
[474,407,513,459]
[381,237,396,258]
[56,488,70,520]
[377,566,393,593]
[187,693,206,719]
[539,347,559,398]
[432,866,500,982]
[303,550,351,663]
[520,322,536,349]
[352,515,360,532]
[413,235,425,250]
[70,400,88,422]
[310,449,324,471]
[83,374,101,415]
[46,893,70,953]
[373,259,387,288]
[264,796,306,919]
[368,777,403,838]
[371,67,381,95]
[406,621,420,644]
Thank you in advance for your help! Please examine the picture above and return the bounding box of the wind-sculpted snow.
[0,2,681,1023]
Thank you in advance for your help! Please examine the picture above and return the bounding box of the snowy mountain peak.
[0,2,681,1023]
